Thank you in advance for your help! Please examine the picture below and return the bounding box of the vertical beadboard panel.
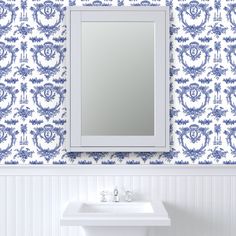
[52,176,60,236]
[15,176,25,236]
[0,172,235,236]
[176,176,187,236]
[204,176,212,236]
[32,176,42,236]
[230,176,236,236]
[87,176,97,202]
[132,175,141,200]
[24,176,31,236]
[6,176,16,236]
[60,176,69,236]
[68,176,79,236]
[223,176,231,236]
[46,176,53,236]
[0,176,7,236]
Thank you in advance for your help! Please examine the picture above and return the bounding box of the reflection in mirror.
[81,22,154,136]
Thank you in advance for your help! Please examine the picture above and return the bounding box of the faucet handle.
[100,191,107,202]
[125,190,133,202]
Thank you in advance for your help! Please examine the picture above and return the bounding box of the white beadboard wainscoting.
[0,166,235,236]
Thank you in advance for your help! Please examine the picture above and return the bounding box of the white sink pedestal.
[83,226,147,236]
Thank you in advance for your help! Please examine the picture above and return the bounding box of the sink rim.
[61,201,171,227]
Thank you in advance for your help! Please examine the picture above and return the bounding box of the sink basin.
[61,201,170,226]
[80,202,154,214]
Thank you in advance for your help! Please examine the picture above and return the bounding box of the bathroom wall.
[1,0,236,165]
[0,166,235,236]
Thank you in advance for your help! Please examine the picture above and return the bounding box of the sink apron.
[83,226,148,236]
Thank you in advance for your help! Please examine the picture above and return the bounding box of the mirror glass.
[81,22,154,136]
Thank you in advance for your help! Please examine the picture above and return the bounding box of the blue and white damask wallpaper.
[0,0,236,165]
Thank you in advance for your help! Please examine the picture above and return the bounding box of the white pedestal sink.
[61,201,170,236]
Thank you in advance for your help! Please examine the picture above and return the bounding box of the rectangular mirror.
[66,7,169,152]
[82,22,154,136]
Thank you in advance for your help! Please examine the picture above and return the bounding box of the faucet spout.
[113,188,119,202]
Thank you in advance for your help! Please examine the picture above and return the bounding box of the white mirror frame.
[66,7,169,152]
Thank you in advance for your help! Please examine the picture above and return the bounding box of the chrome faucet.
[125,190,133,202]
[113,188,119,202]
[100,191,107,202]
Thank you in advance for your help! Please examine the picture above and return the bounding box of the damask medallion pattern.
[0,0,235,165]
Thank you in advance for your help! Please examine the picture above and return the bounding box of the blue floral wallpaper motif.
[0,0,236,165]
